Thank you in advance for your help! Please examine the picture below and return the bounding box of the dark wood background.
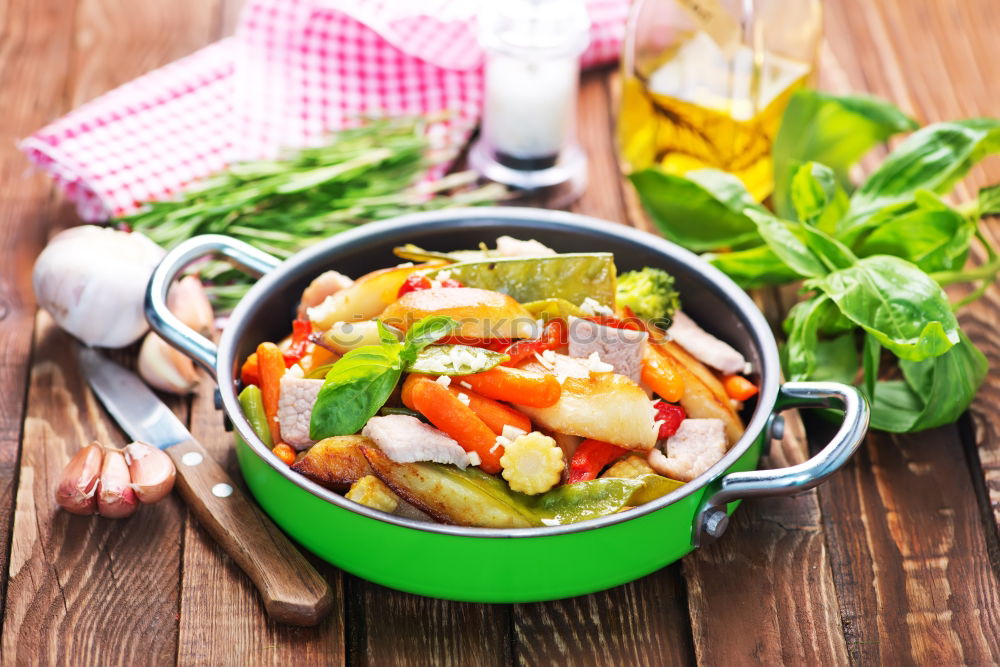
[1,1,998,664]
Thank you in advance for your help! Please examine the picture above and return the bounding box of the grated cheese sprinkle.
[586,352,615,373]
[456,392,471,406]
[435,375,452,387]
[579,297,613,316]
[501,424,527,440]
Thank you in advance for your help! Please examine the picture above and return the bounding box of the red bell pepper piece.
[397,274,432,297]
[567,438,629,483]
[502,318,567,366]
[653,401,686,439]
[282,318,313,367]
[397,274,463,298]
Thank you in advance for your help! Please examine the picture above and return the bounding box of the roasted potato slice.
[345,474,433,521]
[362,447,538,528]
[380,287,535,340]
[290,435,373,491]
[308,264,438,329]
[518,373,659,450]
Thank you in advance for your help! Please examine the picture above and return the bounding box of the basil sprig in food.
[630,89,999,433]
[309,316,509,439]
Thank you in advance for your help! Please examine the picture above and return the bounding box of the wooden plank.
[513,567,694,666]
[0,0,79,616]
[817,426,1000,664]
[1,314,186,665]
[345,577,510,667]
[176,379,346,665]
[570,69,629,224]
[681,425,849,665]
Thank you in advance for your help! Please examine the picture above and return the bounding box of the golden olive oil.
[618,31,811,201]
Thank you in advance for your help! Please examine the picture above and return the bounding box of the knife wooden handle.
[165,438,333,626]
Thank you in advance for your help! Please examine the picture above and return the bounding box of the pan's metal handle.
[145,235,281,378]
[693,381,869,546]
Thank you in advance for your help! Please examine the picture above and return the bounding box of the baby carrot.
[401,373,435,410]
[272,443,296,466]
[641,347,685,403]
[448,384,532,435]
[409,378,503,473]
[461,367,561,408]
[723,375,758,401]
[241,352,260,386]
[256,342,286,445]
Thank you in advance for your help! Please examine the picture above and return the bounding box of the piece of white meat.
[277,376,324,450]
[667,311,748,375]
[647,418,728,482]
[567,316,648,383]
[495,235,556,257]
[362,414,470,469]
[297,269,354,319]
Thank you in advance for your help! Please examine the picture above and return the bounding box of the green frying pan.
[146,207,868,603]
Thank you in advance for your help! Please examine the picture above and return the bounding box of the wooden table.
[2,1,999,664]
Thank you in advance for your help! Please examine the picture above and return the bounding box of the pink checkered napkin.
[21,0,629,222]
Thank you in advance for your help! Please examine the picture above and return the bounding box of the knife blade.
[78,346,333,626]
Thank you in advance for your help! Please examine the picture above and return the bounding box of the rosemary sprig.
[118,116,505,309]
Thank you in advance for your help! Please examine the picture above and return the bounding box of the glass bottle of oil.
[618,0,822,201]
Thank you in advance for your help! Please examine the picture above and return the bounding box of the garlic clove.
[55,441,105,515]
[97,448,139,519]
[167,275,215,337]
[138,332,200,395]
[123,442,176,504]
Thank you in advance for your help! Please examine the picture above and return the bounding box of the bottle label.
[675,0,741,53]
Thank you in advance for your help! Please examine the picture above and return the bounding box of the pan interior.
[218,209,779,538]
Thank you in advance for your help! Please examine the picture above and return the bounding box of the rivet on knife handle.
[166,437,334,626]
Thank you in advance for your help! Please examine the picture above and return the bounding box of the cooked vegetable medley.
[237,237,758,527]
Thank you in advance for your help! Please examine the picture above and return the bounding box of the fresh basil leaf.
[772,90,918,218]
[310,343,404,439]
[868,380,925,433]
[744,209,827,278]
[807,255,959,361]
[402,315,460,362]
[846,119,1000,227]
[870,332,987,432]
[856,206,973,273]
[705,244,801,288]
[790,162,847,230]
[799,224,857,272]
[783,295,832,381]
[861,332,881,404]
[378,320,401,345]
[409,344,509,376]
[629,168,762,252]
[977,184,1000,216]
[811,333,859,385]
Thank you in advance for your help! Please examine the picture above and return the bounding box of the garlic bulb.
[33,226,165,348]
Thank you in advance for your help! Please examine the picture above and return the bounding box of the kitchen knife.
[78,346,333,626]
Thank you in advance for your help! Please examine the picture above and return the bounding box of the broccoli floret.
[616,267,681,326]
